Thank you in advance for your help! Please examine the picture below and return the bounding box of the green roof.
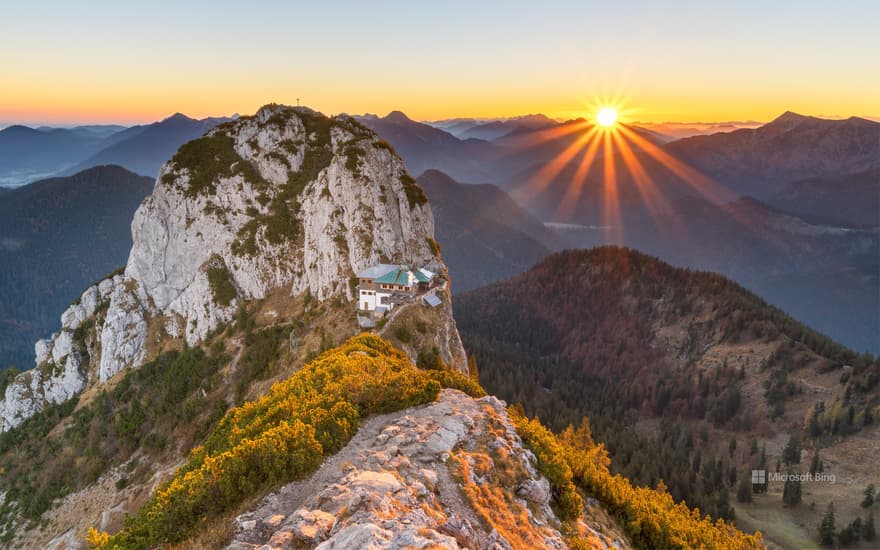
[375,268,412,285]
[370,265,435,285]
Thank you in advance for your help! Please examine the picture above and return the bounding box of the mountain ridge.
[455,246,879,547]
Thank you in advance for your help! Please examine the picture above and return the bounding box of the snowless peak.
[384,110,413,123]
[0,102,467,431]
[162,112,196,123]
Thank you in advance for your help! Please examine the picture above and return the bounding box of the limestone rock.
[1,103,467,436]
[227,390,628,550]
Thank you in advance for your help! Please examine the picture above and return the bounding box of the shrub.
[394,325,412,343]
[206,265,236,307]
[103,334,445,549]
[510,411,764,549]
[344,144,366,174]
[164,133,263,198]
[426,237,442,256]
[399,173,428,207]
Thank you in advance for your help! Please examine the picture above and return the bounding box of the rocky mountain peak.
[0,103,465,432]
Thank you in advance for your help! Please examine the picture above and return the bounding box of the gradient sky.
[2,0,878,125]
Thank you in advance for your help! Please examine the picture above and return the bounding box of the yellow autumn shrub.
[511,414,764,549]
[100,333,469,549]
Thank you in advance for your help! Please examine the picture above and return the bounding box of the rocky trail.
[227,389,627,549]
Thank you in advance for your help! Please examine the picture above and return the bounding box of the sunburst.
[510,94,733,244]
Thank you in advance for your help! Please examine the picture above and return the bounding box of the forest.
[455,247,879,525]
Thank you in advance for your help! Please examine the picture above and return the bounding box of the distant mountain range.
[360,110,879,352]
[355,111,502,183]
[0,114,231,186]
[63,113,232,178]
[666,112,880,198]
[0,125,109,186]
[427,115,764,141]
[417,169,564,292]
[456,114,558,141]
[0,165,153,369]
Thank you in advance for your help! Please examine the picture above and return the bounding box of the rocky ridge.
[228,389,629,550]
[0,104,466,431]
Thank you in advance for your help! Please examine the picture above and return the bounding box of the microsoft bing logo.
[751,469,768,493]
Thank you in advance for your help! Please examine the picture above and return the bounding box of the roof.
[356,264,397,279]
[423,293,442,307]
[375,267,414,286]
[358,264,435,285]
[414,268,436,283]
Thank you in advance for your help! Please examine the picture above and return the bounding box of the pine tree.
[736,471,753,503]
[782,435,801,465]
[809,449,821,475]
[783,470,802,507]
[819,502,836,547]
[864,512,876,542]
[862,483,876,508]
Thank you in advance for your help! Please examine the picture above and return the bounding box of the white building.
[356,264,436,316]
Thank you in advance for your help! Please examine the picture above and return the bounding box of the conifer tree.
[782,470,801,506]
[819,502,836,547]
[864,512,876,542]
[809,449,821,475]
[736,471,753,503]
[862,483,876,508]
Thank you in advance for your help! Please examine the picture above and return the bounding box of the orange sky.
[2,1,878,126]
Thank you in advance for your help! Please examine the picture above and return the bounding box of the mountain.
[355,111,502,182]
[67,113,232,177]
[360,111,678,188]
[0,125,114,186]
[634,121,763,140]
[0,105,762,550]
[0,104,468,545]
[665,112,880,198]
[0,165,153,370]
[768,168,880,227]
[456,246,879,548]
[418,169,563,292]
[425,117,490,137]
[548,194,880,353]
[460,114,558,141]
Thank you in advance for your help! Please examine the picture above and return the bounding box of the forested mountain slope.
[456,247,879,547]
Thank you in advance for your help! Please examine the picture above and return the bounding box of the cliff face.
[0,104,466,431]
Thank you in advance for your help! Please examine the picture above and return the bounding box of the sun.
[596,107,618,128]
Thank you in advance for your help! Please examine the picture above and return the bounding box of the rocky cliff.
[0,104,466,432]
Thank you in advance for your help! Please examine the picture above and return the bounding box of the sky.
[1,0,878,126]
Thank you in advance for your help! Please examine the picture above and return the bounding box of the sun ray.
[611,130,684,236]
[501,118,591,150]
[601,131,623,244]
[521,126,596,198]
[616,125,732,204]
[612,124,797,252]
[554,130,603,221]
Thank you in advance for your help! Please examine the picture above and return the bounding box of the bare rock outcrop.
[228,389,629,550]
[0,104,467,431]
